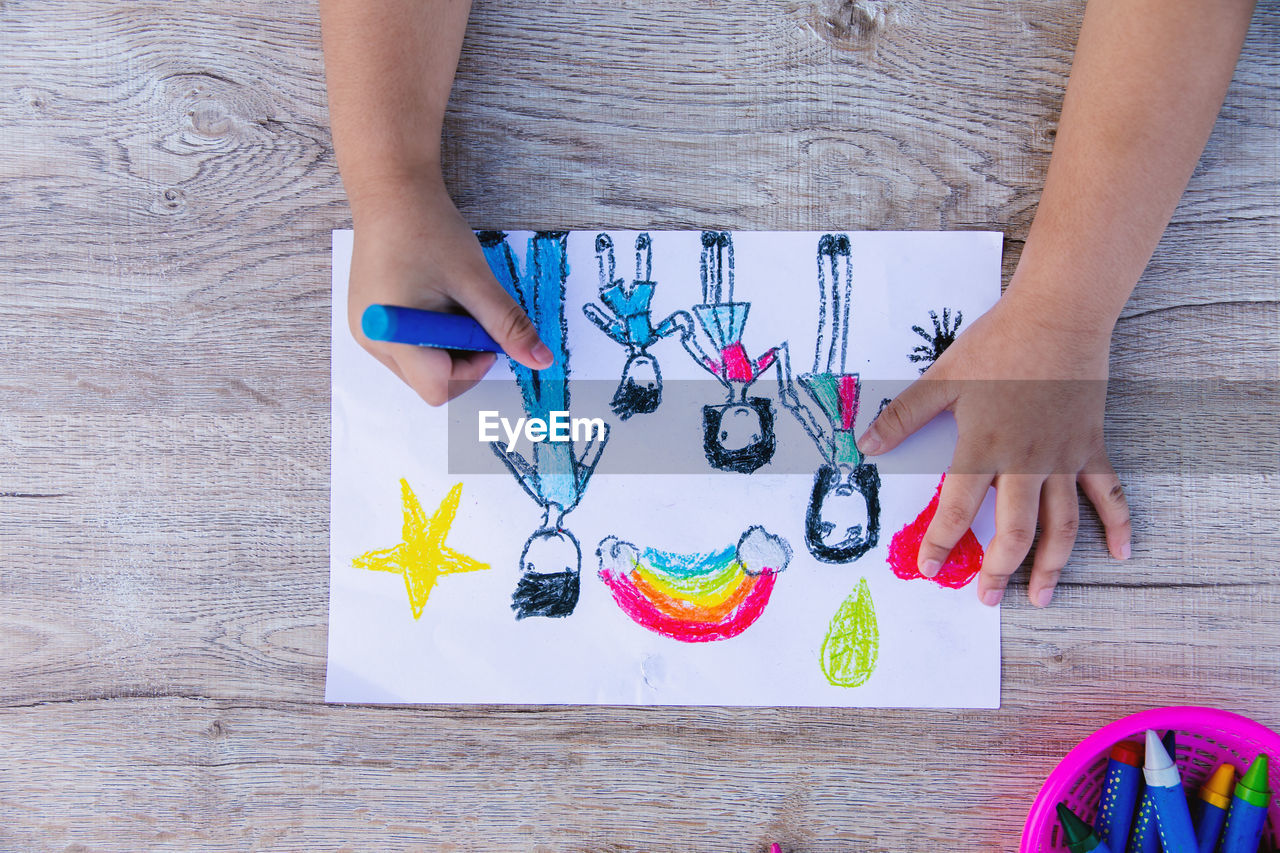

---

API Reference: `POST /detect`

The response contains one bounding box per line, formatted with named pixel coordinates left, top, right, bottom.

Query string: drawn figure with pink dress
left=671, top=230, right=783, bottom=474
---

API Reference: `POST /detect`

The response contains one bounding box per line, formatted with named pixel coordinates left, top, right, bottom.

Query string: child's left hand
left=856, top=286, right=1132, bottom=608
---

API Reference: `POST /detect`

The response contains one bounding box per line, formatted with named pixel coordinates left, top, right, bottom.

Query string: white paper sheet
left=327, top=229, right=1003, bottom=707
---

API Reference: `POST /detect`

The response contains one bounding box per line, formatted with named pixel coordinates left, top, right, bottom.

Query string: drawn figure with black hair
left=581, top=233, right=684, bottom=419
left=671, top=230, right=783, bottom=474
left=775, top=233, right=882, bottom=563
left=479, top=230, right=610, bottom=618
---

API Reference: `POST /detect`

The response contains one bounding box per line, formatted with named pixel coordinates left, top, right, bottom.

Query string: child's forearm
left=319, top=0, right=472, bottom=220
left=1011, top=0, right=1255, bottom=335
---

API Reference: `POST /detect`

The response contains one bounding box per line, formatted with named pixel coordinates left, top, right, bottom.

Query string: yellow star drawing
left=353, top=479, right=489, bottom=619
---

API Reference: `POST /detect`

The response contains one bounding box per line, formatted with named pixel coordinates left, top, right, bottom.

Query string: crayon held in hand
left=361, top=304, right=503, bottom=353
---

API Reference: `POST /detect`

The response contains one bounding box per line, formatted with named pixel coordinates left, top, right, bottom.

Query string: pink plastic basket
left=1021, top=707, right=1280, bottom=853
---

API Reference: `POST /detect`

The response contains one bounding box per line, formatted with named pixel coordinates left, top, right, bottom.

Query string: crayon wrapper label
left=1149, top=784, right=1197, bottom=853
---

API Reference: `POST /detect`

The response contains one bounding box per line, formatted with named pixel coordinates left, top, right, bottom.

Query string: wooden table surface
left=2, top=1, right=1277, bottom=850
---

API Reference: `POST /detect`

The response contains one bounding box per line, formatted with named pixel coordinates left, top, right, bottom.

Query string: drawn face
left=621, top=353, right=658, bottom=390
left=716, top=404, right=763, bottom=451
left=815, top=475, right=871, bottom=548
left=805, top=463, right=882, bottom=564
left=521, top=528, right=581, bottom=578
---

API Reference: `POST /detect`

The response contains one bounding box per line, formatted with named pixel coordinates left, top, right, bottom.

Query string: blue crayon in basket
left=1127, top=730, right=1178, bottom=853
left=1220, top=753, right=1271, bottom=853
left=1194, top=763, right=1235, bottom=853
left=1096, top=740, right=1143, bottom=851
left=361, top=304, right=503, bottom=353
left=1142, top=729, right=1197, bottom=853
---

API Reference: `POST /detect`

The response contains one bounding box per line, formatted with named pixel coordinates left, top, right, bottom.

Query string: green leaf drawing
left=820, top=577, right=879, bottom=688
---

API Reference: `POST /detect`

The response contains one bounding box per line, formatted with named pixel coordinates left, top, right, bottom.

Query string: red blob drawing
left=887, top=475, right=984, bottom=589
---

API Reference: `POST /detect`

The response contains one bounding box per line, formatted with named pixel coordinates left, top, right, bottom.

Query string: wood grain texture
left=0, top=0, right=1276, bottom=850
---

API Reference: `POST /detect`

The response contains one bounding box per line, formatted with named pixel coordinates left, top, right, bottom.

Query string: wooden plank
left=2, top=692, right=1279, bottom=851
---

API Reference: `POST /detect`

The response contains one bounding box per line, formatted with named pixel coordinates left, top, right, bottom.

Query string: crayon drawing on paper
left=328, top=229, right=1003, bottom=707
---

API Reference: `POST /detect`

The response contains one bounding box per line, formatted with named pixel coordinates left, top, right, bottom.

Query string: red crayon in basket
left=1096, top=740, right=1143, bottom=851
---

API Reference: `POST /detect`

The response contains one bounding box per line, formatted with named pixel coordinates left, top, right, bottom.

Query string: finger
left=978, top=474, right=1043, bottom=607
left=1028, top=475, right=1080, bottom=608
left=452, top=267, right=553, bottom=372
left=918, top=467, right=992, bottom=578
left=371, top=345, right=496, bottom=405
left=362, top=341, right=408, bottom=384
left=857, top=377, right=954, bottom=456
left=445, top=350, right=499, bottom=400
left=389, top=346, right=455, bottom=407
left=1079, top=456, right=1132, bottom=560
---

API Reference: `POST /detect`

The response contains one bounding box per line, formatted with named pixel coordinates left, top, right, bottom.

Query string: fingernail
left=981, top=587, right=1004, bottom=607
left=1033, top=587, right=1054, bottom=608
left=920, top=559, right=942, bottom=578
left=858, top=429, right=883, bottom=456
left=530, top=342, right=554, bottom=368
left=1119, top=541, right=1132, bottom=560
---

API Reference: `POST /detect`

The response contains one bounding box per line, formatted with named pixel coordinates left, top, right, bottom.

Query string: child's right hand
left=346, top=179, right=553, bottom=406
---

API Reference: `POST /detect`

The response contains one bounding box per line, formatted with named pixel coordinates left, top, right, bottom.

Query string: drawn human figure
left=775, top=233, right=882, bottom=564
left=671, top=230, right=783, bottom=474
left=581, top=233, right=684, bottom=419
left=478, top=230, right=610, bottom=619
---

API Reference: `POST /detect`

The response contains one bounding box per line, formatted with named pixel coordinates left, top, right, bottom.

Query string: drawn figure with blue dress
left=582, top=233, right=684, bottom=419
left=775, top=233, right=882, bottom=563
left=478, top=230, right=610, bottom=618
left=671, top=230, right=783, bottom=474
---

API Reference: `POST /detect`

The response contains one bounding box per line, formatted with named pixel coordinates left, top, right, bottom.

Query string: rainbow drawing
left=597, top=526, right=791, bottom=643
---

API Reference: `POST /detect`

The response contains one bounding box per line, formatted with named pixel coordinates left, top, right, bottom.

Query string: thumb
left=857, top=378, right=954, bottom=456
left=456, top=271, right=554, bottom=370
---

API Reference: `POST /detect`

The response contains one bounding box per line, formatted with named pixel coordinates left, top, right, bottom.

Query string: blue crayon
left=1142, top=729, right=1196, bottom=853
left=1128, top=731, right=1178, bottom=853
left=361, top=304, right=503, bottom=353
left=1097, top=740, right=1144, bottom=851
left=1128, top=793, right=1160, bottom=853
left=1220, top=754, right=1270, bottom=853
left=1194, top=763, right=1235, bottom=853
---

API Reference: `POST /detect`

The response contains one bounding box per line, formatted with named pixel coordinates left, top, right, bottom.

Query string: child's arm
left=773, top=343, right=836, bottom=466
left=320, top=0, right=552, bottom=406
left=669, top=312, right=732, bottom=389
left=857, top=0, right=1256, bottom=608
left=582, top=303, right=629, bottom=346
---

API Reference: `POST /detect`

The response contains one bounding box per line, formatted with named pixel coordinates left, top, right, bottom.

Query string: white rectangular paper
left=328, top=229, right=1003, bottom=707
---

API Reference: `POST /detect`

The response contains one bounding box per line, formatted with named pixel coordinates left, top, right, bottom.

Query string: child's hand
left=347, top=180, right=552, bottom=406
left=857, top=288, right=1132, bottom=608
